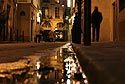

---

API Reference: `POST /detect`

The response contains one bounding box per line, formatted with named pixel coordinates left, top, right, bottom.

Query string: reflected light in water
left=36, top=72, right=41, bottom=79
left=36, top=61, right=40, bottom=69
left=55, top=55, right=57, bottom=59
left=45, top=75, right=48, bottom=79
left=67, top=79, right=71, bottom=84
left=84, top=79, right=89, bottom=84
left=72, top=80, right=80, bottom=84
left=61, top=78, right=64, bottom=82
left=82, top=73, right=87, bottom=78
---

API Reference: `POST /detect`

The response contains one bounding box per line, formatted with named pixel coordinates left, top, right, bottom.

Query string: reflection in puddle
left=0, top=43, right=89, bottom=84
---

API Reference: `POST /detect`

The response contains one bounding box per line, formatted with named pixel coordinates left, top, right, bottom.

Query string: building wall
left=118, top=9, right=125, bottom=41
left=16, top=0, right=40, bottom=42
left=117, top=0, right=125, bottom=41
left=109, top=0, right=125, bottom=41
left=0, top=0, right=16, bottom=41
left=92, top=0, right=125, bottom=42
left=16, top=4, right=31, bottom=41
left=41, top=0, right=64, bottom=31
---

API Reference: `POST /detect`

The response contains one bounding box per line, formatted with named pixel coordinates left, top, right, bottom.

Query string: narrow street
left=0, top=42, right=66, bottom=63
left=0, top=42, right=89, bottom=84
left=0, top=42, right=65, bottom=83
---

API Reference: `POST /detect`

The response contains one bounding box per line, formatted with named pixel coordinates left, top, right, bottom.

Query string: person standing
left=48, top=30, right=55, bottom=42
left=35, top=22, right=41, bottom=43
left=91, top=6, right=103, bottom=42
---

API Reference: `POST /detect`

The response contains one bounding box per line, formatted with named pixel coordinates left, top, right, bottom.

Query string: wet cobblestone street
left=0, top=43, right=89, bottom=84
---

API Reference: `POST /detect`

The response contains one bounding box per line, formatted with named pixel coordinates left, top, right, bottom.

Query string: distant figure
left=91, top=6, right=103, bottom=42
left=35, top=22, right=41, bottom=43
left=40, top=22, right=44, bottom=41
left=48, top=30, right=55, bottom=42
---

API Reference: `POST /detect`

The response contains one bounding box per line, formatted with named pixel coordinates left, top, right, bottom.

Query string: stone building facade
left=0, top=0, right=16, bottom=41
left=40, top=0, right=65, bottom=41
left=16, top=0, right=40, bottom=42
left=41, top=0, right=65, bottom=31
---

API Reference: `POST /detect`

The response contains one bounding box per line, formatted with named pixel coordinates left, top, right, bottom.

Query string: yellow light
left=67, top=79, right=71, bottom=84
left=67, top=0, right=71, bottom=7
left=37, top=13, right=40, bottom=23
left=73, top=0, right=75, bottom=7
left=55, top=55, right=57, bottom=59
left=36, top=72, right=41, bottom=79
left=61, top=79, right=64, bottom=82
left=82, top=73, right=87, bottom=78
left=84, top=79, right=88, bottom=84
left=36, top=61, right=40, bottom=69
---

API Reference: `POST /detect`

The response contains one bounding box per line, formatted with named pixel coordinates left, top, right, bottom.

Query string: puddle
left=0, top=43, right=89, bottom=84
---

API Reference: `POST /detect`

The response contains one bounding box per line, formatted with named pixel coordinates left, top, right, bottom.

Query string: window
left=20, top=11, right=25, bottom=16
left=119, top=0, right=125, bottom=12
left=43, top=0, right=50, bottom=3
left=42, top=7, right=49, bottom=18
left=55, top=7, right=59, bottom=18
left=0, top=0, right=4, bottom=10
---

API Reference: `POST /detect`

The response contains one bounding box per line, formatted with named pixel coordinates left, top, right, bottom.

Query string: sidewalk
left=72, top=41, right=125, bottom=84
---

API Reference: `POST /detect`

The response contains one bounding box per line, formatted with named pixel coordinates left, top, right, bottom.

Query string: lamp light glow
left=67, top=0, right=71, bottom=7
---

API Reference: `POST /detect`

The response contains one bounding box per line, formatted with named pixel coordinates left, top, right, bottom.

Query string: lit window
left=55, top=0, right=59, bottom=4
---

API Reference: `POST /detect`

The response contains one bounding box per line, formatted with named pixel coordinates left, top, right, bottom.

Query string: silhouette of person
left=48, top=30, right=55, bottom=42
left=35, top=22, right=41, bottom=43
left=91, top=6, right=103, bottom=42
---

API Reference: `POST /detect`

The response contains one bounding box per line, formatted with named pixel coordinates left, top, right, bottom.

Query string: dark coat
left=91, top=10, right=102, bottom=25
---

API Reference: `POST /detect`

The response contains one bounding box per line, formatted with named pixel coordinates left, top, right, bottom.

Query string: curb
left=72, top=43, right=118, bottom=84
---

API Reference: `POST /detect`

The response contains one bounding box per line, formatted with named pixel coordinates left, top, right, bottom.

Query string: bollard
left=22, top=30, right=24, bottom=42
left=10, top=28, right=13, bottom=41
left=16, top=29, right=18, bottom=42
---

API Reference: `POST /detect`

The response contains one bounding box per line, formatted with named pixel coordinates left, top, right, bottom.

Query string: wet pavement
left=0, top=43, right=89, bottom=84
left=1, top=41, right=125, bottom=84
left=72, top=41, right=125, bottom=84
